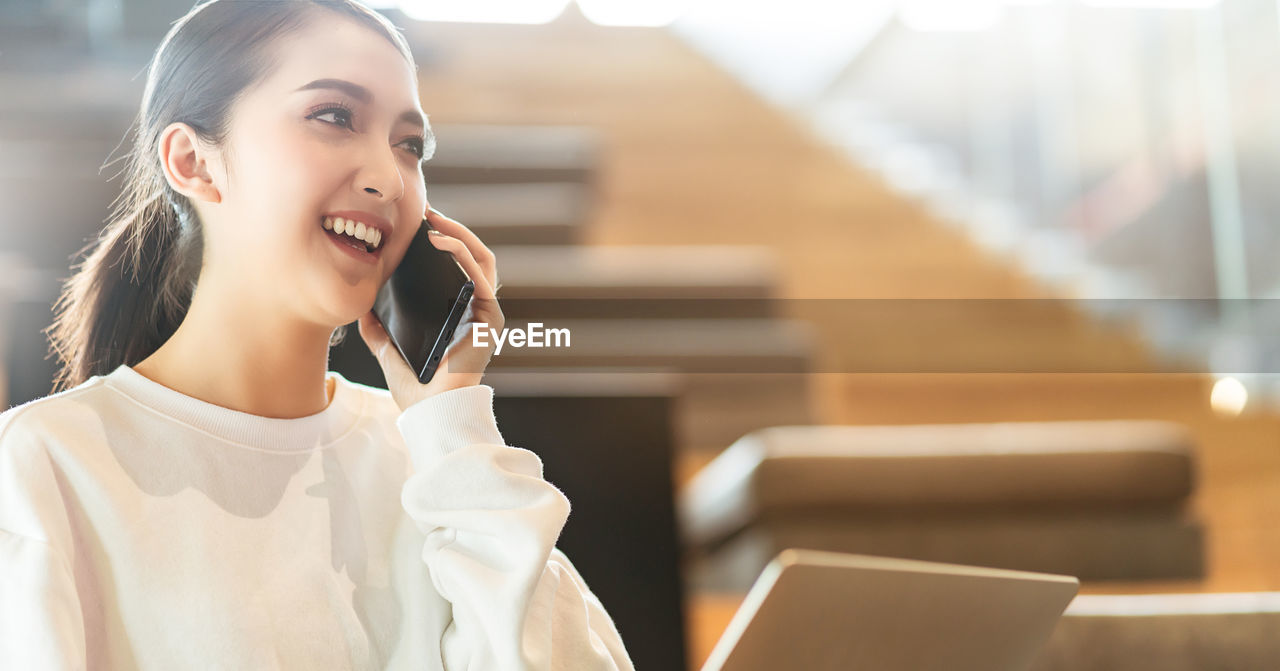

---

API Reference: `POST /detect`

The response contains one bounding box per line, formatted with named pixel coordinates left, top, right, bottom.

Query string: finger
left=426, top=210, right=497, bottom=292
left=426, top=208, right=498, bottom=291
left=428, top=231, right=496, bottom=300
left=426, top=207, right=493, bottom=264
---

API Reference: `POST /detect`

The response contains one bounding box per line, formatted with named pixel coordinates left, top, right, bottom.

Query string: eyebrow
left=296, top=78, right=434, bottom=144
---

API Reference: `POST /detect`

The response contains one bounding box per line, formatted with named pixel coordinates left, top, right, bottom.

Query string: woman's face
left=202, top=12, right=429, bottom=329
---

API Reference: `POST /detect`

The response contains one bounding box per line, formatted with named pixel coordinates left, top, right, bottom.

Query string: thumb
left=357, top=310, right=426, bottom=410
left=358, top=311, right=391, bottom=360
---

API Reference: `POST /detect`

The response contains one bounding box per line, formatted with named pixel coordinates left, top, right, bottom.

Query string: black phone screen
left=372, top=218, right=475, bottom=384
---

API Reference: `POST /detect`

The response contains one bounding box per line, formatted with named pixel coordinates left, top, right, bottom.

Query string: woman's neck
left=133, top=300, right=339, bottom=419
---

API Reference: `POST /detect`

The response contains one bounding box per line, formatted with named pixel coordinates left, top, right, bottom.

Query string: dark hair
left=46, top=0, right=416, bottom=393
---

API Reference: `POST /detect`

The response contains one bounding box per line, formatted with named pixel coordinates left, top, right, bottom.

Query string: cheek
left=406, top=169, right=428, bottom=215
left=235, top=134, right=342, bottom=234
left=384, top=219, right=423, bottom=277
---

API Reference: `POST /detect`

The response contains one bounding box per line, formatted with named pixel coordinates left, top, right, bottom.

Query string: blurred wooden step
left=484, top=319, right=816, bottom=449
left=428, top=183, right=589, bottom=245
left=821, top=373, right=1213, bottom=427
left=494, top=245, right=779, bottom=319
left=1032, top=592, right=1280, bottom=671
left=425, top=123, right=600, bottom=185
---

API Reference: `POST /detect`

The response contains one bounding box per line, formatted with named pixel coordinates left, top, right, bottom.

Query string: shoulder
left=0, top=374, right=142, bottom=502
left=0, top=377, right=115, bottom=541
left=0, top=375, right=117, bottom=457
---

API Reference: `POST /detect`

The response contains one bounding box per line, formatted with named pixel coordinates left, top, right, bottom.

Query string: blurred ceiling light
left=1210, top=376, right=1247, bottom=416
left=899, top=0, right=1005, bottom=32
left=398, top=0, right=570, bottom=24
left=1081, top=0, right=1220, bottom=7
left=576, top=0, right=695, bottom=26
left=670, top=0, right=896, bottom=107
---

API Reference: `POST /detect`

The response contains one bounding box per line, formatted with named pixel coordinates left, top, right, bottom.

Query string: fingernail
left=427, top=229, right=444, bottom=236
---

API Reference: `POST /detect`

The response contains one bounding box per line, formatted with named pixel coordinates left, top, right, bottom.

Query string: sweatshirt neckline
left=102, top=364, right=364, bottom=451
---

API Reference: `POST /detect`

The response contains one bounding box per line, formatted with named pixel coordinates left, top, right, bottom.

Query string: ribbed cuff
left=395, top=385, right=505, bottom=470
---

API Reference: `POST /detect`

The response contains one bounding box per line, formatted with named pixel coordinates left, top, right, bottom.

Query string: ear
left=157, top=122, right=223, bottom=204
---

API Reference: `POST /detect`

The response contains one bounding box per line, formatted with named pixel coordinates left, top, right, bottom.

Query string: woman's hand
left=358, top=207, right=504, bottom=412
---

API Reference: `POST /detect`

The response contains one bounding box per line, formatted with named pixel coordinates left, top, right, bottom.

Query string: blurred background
left=4, top=0, right=1280, bottom=668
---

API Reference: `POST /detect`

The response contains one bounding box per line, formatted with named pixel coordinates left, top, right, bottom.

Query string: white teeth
left=323, top=216, right=382, bottom=250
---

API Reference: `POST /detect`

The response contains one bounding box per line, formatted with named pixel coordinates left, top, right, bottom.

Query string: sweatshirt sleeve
left=395, top=385, right=635, bottom=671
left=0, top=413, right=87, bottom=670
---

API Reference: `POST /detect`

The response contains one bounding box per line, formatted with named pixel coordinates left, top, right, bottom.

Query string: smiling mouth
left=322, top=216, right=382, bottom=254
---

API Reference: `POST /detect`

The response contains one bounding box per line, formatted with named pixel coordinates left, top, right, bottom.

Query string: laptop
left=702, top=549, right=1079, bottom=671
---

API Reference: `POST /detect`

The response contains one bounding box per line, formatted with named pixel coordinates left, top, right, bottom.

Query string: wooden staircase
left=398, top=8, right=1280, bottom=669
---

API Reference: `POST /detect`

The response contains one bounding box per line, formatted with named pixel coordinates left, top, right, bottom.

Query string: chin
left=327, top=291, right=379, bottom=329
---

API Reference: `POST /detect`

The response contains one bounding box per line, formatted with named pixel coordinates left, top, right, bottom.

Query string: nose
left=357, top=141, right=405, bottom=202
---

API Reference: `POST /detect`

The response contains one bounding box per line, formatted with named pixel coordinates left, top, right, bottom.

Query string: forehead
left=257, top=11, right=419, bottom=111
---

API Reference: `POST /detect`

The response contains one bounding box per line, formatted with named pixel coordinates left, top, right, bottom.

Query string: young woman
left=0, top=1, right=634, bottom=668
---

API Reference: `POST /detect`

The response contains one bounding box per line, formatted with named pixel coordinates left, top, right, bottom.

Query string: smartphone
left=372, top=218, right=475, bottom=384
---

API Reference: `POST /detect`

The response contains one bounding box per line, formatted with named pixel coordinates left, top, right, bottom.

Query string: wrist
left=395, top=383, right=505, bottom=463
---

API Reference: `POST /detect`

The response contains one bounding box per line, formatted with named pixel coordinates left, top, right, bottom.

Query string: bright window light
left=576, top=0, right=696, bottom=26
left=899, top=0, right=1004, bottom=32
left=1081, top=0, right=1220, bottom=7
left=671, top=0, right=896, bottom=107
left=398, top=0, right=571, bottom=24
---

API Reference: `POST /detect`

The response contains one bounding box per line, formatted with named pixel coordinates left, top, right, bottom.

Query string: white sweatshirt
left=0, top=364, right=635, bottom=670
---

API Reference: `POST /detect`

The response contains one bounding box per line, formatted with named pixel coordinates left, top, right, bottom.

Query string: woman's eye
left=309, top=106, right=354, bottom=129
left=400, top=137, right=426, bottom=159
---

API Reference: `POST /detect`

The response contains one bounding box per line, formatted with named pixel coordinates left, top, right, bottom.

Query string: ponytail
left=46, top=159, right=203, bottom=393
